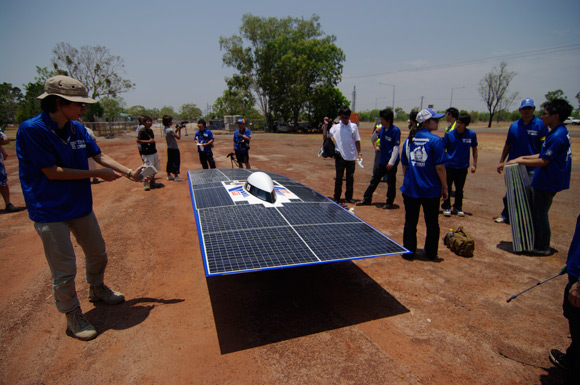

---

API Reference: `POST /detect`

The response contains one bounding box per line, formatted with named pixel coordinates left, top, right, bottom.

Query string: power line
left=343, top=43, right=580, bottom=80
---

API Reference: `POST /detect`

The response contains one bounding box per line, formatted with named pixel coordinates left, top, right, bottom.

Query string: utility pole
left=352, top=86, right=356, bottom=112
left=420, top=96, right=424, bottom=110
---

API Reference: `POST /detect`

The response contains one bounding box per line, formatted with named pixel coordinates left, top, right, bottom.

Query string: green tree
left=544, top=89, right=567, bottom=104
left=0, top=83, right=23, bottom=129
left=178, top=103, right=202, bottom=122
left=16, top=66, right=58, bottom=123
left=304, top=84, right=349, bottom=127
left=159, top=106, right=176, bottom=118
left=51, top=42, right=135, bottom=99
left=478, top=62, right=518, bottom=127
left=220, top=14, right=345, bottom=129
left=100, top=97, right=126, bottom=121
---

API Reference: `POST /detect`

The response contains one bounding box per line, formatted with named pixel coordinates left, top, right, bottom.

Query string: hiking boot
left=549, top=349, right=571, bottom=372
left=66, top=307, right=97, bottom=341
left=443, top=209, right=451, bottom=217
left=89, top=284, right=125, bottom=305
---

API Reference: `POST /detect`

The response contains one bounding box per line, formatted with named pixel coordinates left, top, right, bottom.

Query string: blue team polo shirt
left=16, top=112, right=101, bottom=223
left=378, top=124, right=401, bottom=166
left=506, top=116, right=548, bottom=161
left=400, top=128, right=446, bottom=199
left=233, top=128, right=251, bottom=153
left=531, top=124, right=571, bottom=193
left=443, top=128, right=478, bottom=169
left=194, top=128, right=214, bottom=153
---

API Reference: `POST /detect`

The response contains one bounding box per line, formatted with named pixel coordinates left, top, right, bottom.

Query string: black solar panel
left=188, top=169, right=408, bottom=276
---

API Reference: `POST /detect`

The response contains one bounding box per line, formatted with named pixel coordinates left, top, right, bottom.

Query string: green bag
left=443, top=226, right=475, bottom=258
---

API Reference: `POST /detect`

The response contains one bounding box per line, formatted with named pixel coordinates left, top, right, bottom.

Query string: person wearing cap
left=195, top=119, right=216, bottom=169
left=16, top=75, right=147, bottom=341
left=357, top=108, right=400, bottom=208
left=495, top=98, right=548, bottom=224
left=400, top=108, right=448, bottom=260
left=441, top=113, right=478, bottom=217
left=323, top=106, right=362, bottom=204
left=507, top=98, right=572, bottom=255
left=233, top=118, right=251, bottom=169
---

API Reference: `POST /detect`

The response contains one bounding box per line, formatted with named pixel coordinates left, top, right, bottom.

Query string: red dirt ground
left=1, top=123, right=579, bottom=384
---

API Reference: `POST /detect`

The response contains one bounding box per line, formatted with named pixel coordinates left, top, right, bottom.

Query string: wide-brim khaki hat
left=37, top=75, right=97, bottom=104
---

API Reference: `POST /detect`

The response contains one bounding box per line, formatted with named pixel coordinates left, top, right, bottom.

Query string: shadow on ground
left=206, top=261, right=409, bottom=354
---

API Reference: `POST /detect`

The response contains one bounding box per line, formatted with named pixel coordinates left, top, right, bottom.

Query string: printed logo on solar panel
left=223, top=181, right=299, bottom=207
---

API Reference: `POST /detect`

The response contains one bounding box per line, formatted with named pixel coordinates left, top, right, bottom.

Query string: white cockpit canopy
left=244, top=172, right=277, bottom=203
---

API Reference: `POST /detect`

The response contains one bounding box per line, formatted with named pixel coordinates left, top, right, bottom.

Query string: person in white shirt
left=322, top=106, right=362, bottom=204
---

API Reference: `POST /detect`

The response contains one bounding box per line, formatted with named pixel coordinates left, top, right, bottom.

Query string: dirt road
left=1, top=124, right=578, bottom=384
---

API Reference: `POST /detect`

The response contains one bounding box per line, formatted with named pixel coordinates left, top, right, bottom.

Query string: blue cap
left=237, top=118, right=245, bottom=124
left=520, top=98, right=535, bottom=109
left=416, top=108, right=446, bottom=123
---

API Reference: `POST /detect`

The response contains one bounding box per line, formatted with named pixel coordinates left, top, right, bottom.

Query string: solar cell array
left=188, top=169, right=408, bottom=276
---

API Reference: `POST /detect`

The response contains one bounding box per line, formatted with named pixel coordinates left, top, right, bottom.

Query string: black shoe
left=383, top=203, right=396, bottom=210
left=5, top=203, right=20, bottom=212
left=356, top=200, right=372, bottom=206
left=344, top=199, right=356, bottom=204
left=402, top=252, right=415, bottom=260
left=549, top=349, right=571, bottom=372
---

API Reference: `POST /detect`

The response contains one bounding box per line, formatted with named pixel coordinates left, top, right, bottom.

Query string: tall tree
left=0, top=83, right=23, bottom=129
left=100, top=97, right=126, bottom=121
left=304, top=84, right=349, bottom=127
left=544, top=89, right=567, bottom=103
left=16, top=66, right=58, bottom=123
left=478, top=62, right=517, bottom=127
left=178, top=103, right=202, bottom=121
left=51, top=42, right=135, bottom=99
left=220, top=14, right=345, bottom=128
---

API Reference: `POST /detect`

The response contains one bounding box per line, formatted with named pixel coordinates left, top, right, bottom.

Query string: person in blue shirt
left=441, top=113, right=478, bottom=217
left=194, top=119, right=216, bottom=169
left=507, top=99, right=572, bottom=255
left=233, top=118, right=251, bottom=169
left=16, top=75, right=146, bottom=341
left=549, top=213, right=580, bottom=384
left=400, top=108, right=448, bottom=260
left=357, top=108, right=400, bottom=209
left=496, top=98, right=548, bottom=223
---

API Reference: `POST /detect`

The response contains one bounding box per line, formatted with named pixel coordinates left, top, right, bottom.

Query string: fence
left=84, top=121, right=136, bottom=138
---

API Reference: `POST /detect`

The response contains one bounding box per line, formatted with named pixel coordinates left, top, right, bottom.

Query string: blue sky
left=1, top=0, right=579, bottom=115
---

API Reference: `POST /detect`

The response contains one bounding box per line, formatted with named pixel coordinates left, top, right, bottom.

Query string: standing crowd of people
left=3, top=73, right=578, bottom=384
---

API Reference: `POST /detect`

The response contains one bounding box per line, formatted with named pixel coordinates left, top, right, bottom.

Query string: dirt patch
left=1, top=123, right=578, bottom=384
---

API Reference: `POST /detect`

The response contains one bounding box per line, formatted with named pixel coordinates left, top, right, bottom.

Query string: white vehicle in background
left=564, top=116, right=580, bottom=125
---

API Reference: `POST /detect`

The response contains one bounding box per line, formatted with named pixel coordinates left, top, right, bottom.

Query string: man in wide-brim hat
left=16, top=75, right=147, bottom=341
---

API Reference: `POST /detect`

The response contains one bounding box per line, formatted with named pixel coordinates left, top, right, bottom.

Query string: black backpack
left=321, top=137, right=335, bottom=158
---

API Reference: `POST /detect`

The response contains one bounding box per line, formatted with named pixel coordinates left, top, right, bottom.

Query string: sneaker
left=495, top=216, right=508, bottom=223
left=456, top=210, right=465, bottom=217
left=174, top=177, right=184, bottom=182
left=167, top=175, right=175, bottom=181
left=66, top=307, right=97, bottom=341
left=144, top=181, right=150, bottom=191
left=443, top=209, right=451, bottom=217
left=356, top=200, right=372, bottom=206
left=549, top=349, right=571, bottom=372
left=89, top=284, right=125, bottom=305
